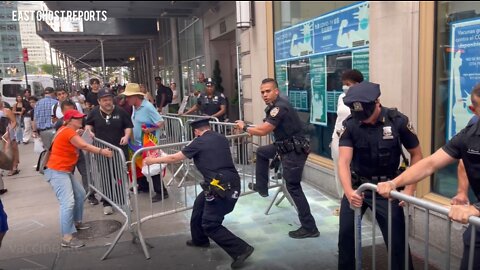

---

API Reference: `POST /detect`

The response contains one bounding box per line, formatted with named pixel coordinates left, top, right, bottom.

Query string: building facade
left=0, top=1, right=22, bottom=77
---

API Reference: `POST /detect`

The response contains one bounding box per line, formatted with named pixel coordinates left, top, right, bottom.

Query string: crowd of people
left=0, top=69, right=479, bottom=269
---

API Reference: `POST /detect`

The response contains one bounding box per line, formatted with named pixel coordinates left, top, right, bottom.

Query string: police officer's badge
left=337, top=126, right=346, bottom=138
left=270, top=107, right=280, bottom=117
left=383, top=126, right=394, bottom=139
left=407, top=122, right=416, bottom=134
left=352, top=102, right=363, bottom=111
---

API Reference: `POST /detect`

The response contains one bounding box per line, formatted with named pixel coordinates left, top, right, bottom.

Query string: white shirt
left=332, top=92, right=351, bottom=139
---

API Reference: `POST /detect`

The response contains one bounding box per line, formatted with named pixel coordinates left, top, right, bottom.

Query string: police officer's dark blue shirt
left=339, top=106, right=419, bottom=178
left=265, top=96, right=304, bottom=141
left=182, top=130, right=240, bottom=187
left=443, top=120, right=480, bottom=200
left=197, top=92, right=226, bottom=120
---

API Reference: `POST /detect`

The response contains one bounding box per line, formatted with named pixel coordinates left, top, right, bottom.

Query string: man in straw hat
left=124, top=83, right=169, bottom=202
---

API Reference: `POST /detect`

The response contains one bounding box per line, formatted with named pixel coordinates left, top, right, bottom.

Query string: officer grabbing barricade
left=144, top=118, right=254, bottom=269
left=337, top=81, right=423, bottom=270
left=235, top=78, right=319, bottom=239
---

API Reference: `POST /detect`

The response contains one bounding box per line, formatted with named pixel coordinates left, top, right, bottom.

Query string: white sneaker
left=103, top=206, right=113, bottom=215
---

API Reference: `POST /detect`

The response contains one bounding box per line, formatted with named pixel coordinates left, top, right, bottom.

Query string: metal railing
left=84, top=138, right=133, bottom=260
left=353, top=183, right=480, bottom=270
left=128, top=128, right=289, bottom=259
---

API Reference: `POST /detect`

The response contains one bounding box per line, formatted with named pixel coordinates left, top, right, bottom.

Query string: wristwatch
left=242, top=124, right=250, bottom=133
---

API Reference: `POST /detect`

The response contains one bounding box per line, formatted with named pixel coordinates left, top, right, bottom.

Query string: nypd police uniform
left=255, top=95, right=318, bottom=235
left=197, top=78, right=227, bottom=121
left=338, top=81, right=418, bottom=270
left=181, top=118, right=253, bottom=263
left=443, top=121, right=480, bottom=270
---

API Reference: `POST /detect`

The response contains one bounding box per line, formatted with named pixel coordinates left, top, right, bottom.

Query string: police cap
left=205, top=78, right=215, bottom=86
left=343, top=81, right=381, bottom=106
left=190, top=118, right=211, bottom=130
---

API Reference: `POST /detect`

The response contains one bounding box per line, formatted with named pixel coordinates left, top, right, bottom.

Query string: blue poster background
left=447, top=19, right=480, bottom=140
left=274, top=2, right=369, bottom=62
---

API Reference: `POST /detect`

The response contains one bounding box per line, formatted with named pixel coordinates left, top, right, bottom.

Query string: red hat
left=63, top=109, right=86, bottom=121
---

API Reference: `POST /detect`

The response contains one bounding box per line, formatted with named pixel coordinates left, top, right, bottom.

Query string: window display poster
left=447, top=19, right=480, bottom=140
left=310, top=55, right=327, bottom=126
left=274, top=1, right=370, bottom=62
left=275, top=62, right=288, bottom=96
left=352, top=49, right=369, bottom=82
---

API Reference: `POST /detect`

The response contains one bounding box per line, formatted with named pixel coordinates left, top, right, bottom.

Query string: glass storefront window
left=432, top=2, right=480, bottom=199
left=273, top=1, right=370, bottom=158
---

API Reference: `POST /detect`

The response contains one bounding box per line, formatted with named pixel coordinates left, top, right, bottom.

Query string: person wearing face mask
left=337, top=81, right=423, bottom=270
left=331, top=69, right=364, bottom=215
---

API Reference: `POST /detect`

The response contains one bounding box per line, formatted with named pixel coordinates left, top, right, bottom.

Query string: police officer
left=235, top=78, right=319, bottom=239
left=144, top=118, right=254, bottom=269
left=182, top=78, right=227, bottom=121
left=338, top=81, right=423, bottom=270
left=377, top=83, right=480, bottom=270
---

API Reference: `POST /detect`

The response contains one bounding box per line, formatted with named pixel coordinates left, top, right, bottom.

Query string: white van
left=0, top=78, right=44, bottom=107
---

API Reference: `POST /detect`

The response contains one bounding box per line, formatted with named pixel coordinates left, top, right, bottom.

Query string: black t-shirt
left=443, top=121, right=480, bottom=200
left=156, top=85, right=172, bottom=107
left=339, top=107, right=419, bottom=178
left=86, top=91, right=99, bottom=107
left=85, top=106, right=133, bottom=155
left=265, top=96, right=304, bottom=141
left=181, top=130, right=240, bottom=187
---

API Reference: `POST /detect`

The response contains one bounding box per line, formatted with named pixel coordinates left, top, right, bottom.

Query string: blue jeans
left=44, top=169, right=86, bottom=235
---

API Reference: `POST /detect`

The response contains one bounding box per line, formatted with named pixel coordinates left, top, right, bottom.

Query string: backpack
left=164, top=86, right=173, bottom=104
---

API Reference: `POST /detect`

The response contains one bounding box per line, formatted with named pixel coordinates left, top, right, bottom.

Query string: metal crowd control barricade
left=84, top=138, right=133, bottom=260
left=129, top=133, right=254, bottom=259
left=353, top=183, right=480, bottom=270
left=159, top=115, right=191, bottom=188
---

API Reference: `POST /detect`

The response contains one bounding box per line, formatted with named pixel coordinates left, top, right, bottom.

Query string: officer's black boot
left=247, top=183, right=268, bottom=197
left=288, top=227, right=320, bottom=239
left=231, top=245, right=254, bottom=269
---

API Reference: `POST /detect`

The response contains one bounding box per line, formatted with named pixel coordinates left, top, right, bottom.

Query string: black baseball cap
left=97, top=87, right=113, bottom=99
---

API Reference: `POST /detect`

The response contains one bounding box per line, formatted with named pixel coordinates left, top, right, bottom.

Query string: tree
left=212, top=60, right=224, bottom=93
left=40, top=64, right=60, bottom=75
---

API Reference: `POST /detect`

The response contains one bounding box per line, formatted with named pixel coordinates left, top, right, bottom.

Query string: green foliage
left=212, top=60, right=224, bottom=93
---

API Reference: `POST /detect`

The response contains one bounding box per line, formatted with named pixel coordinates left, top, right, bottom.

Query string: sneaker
left=61, top=237, right=85, bottom=248
left=288, top=227, right=320, bottom=239
left=75, top=222, right=91, bottom=230
left=248, top=183, right=268, bottom=197
left=0, top=189, right=7, bottom=195
left=103, top=206, right=113, bottom=215
left=231, top=245, right=254, bottom=269
left=186, top=240, right=210, bottom=248
left=87, top=194, right=99, bottom=205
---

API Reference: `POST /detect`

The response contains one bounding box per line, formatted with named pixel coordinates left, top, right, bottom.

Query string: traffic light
left=22, top=48, right=29, bottom=62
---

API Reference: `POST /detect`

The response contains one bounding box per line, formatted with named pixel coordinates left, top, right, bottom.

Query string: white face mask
left=342, top=85, right=350, bottom=93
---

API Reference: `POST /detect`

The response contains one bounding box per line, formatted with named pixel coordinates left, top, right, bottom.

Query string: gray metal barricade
left=167, top=113, right=219, bottom=123
left=85, top=138, right=133, bottom=260
left=127, top=133, right=296, bottom=259
left=353, top=183, right=480, bottom=270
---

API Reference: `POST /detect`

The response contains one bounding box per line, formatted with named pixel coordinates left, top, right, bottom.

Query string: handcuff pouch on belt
left=201, top=173, right=231, bottom=200
left=274, top=137, right=310, bottom=155
left=269, top=154, right=281, bottom=172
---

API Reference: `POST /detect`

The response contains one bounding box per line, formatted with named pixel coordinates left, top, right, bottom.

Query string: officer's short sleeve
left=397, top=115, right=420, bottom=149
left=219, top=93, right=227, bottom=106
left=442, top=131, right=464, bottom=159
left=338, top=120, right=354, bottom=147
left=196, top=96, right=203, bottom=106
left=265, top=105, right=287, bottom=127
left=181, top=139, right=202, bottom=159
